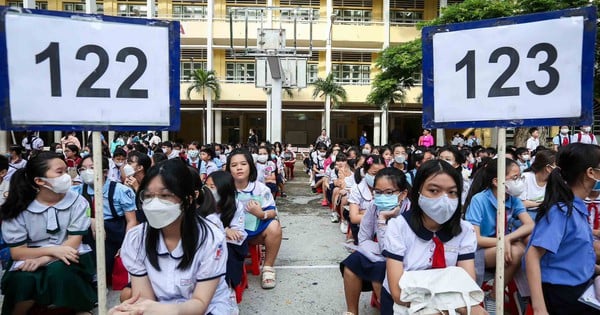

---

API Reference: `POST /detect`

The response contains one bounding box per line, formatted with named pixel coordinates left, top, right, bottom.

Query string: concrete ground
left=1, top=162, right=381, bottom=314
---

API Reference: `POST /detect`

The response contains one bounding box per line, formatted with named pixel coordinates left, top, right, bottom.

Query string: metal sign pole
left=495, top=127, right=506, bottom=314
left=92, top=131, right=107, bottom=315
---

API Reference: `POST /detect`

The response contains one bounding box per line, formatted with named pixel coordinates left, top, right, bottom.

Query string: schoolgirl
left=515, top=147, right=531, bottom=173
left=346, top=155, right=386, bottom=245
left=321, top=146, right=340, bottom=207
left=361, top=143, right=373, bottom=156
left=525, top=143, right=600, bottom=314
left=1, top=152, right=96, bottom=315
left=311, top=142, right=328, bottom=193
left=283, top=143, right=297, bottom=181
left=438, top=146, right=469, bottom=204
left=519, top=149, right=556, bottom=222
left=110, top=158, right=232, bottom=315
left=200, top=147, right=219, bottom=182
left=381, top=160, right=484, bottom=315
left=256, top=146, right=279, bottom=198
left=186, top=141, right=201, bottom=170
left=6, top=145, right=27, bottom=183
left=203, top=170, right=248, bottom=290
left=464, top=158, right=534, bottom=290
left=406, top=148, right=435, bottom=186
left=341, top=167, right=410, bottom=315
left=272, top=142, right=287, bottom=197
left=226, top=149, right=282, bottom=290
left=330, top=152, right=354, bottom=224
left=379, top=146, right=393, bottom=167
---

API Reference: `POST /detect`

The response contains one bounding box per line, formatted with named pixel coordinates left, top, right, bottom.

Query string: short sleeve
left=511, top=197, right=526, bottom=218
left=67, top=196, right=92, bottom=235
left=196, top=228, right=227, bottom=282
left=229, top=207, right=248, bottom=242
left=121, top=224, right=147, bottom=276
left=457, top=220, right=477, bottom=260
left=1, top=214, right=28, bottom=247
left=118, top=185, right=137, bottom=212
left=260, top=184, right=277, bottom=211
left=348, top=185, right=361, bottom=205
left=465, top=194, right=485, bottom=227
left=382, top=216, right=407, bottom=261
left=529, top=206, right=567, bottom=254
left=358, top=206, right=376, bottom=244
left=552, top=136, right=560, bottom=145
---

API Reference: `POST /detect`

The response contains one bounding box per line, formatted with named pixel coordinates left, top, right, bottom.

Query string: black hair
left=353, top=154, right=386, bottom=184
left=315, top=142, right=328, bottom=151
left=201, top=146, right=216, bottom=160
left=113, top=148, right=127, bottom=158
left=137, top=158, right=214, bottom=271
left=204, top=171, right=237, bottom=228
left=9, top=145, right=23, bottom=155
left=515, top=147, right=528, bottom=157
left=537, top=143, right=600, bottom=222
left=65, top=144, right=80, bottom=156
left=409, top=160, right=463, bottom=237
left=128, top=151, right=151, bottom=173
left=258, top=145, right=273, bottom=161
left=152, top=152, right=168, bottom=165
left=374, top=167, right=409, bottom=193
left=1, top=152, right=65, bottom=219
left=226, top=148, right=258, bottom=182
left=188, top=141, right=200, bottom=150
left=79, top=155, right=109, bottom=171
left=134, top=143, right=148, bottom=154
left=438, top=145, right=466, bottom=166
left=162, top=141, right=173, bottom=148
left=529, top=127, right=539, bottom=134
left=525, top=149, right=556, bottom=173
left=0, top=155, right=7, bottom=171
left=464, top=158, right=518, bottom=211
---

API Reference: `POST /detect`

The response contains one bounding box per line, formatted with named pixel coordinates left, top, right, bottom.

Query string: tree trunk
left=513, top=127, right=530, bottom=148
left=202, top=97, right=207, bottom=144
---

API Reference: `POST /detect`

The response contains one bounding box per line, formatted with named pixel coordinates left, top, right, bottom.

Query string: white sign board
left=0, top=8, right=181, bottom=131
left=422, top=7, right=596, bottom=128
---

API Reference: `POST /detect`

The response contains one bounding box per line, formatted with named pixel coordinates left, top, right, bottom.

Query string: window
left=173, top=4, right=207, bottom=19
left=307, top=63, right=318, bottom=84
left=63, top=2, right=104, bottom=13
left=335, top=9, right=372, bottom=23
left=226, top=62, right=255, bottom=83
left=412, top=72, right=422, bottom=85
left=227, top=6, right=264, bottom=20
left=390, top=10, right=423, bottom=23
left=117, top=1, right=157, bottom=17
left=180, top=61, right=207, bottom=82
left=332, top=64, right=370, bottom=85
left=8, top=1, right=47, bottom=9
left=279, top=8, right=320, bottom=22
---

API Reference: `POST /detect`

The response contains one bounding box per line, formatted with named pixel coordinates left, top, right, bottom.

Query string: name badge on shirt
left=180, top=278, right=193, bottom=287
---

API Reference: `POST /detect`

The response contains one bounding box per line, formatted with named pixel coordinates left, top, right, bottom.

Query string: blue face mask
left=593, top=179, right=600, bottom=192
left=364, top=174, right=375, bottom=188
left=374, top=194, right=399, bottom=211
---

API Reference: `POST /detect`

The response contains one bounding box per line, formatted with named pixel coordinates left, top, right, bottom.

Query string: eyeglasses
left=78, top=167, right=94, bottom=173
left=373, top=189, right=399, bottom=197
left=507, top=174, right=525, bottom=181
left=139, top=189, right=178, bottom=204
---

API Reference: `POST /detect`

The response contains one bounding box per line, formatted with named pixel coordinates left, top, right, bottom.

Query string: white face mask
left=123, top=164, right=136, bottom=177
left=257, top=154, right=268, bottom=163
left=142, top=198, right=182, bottom=229
left=41, top=174, right=72, bottom=194
left=80, top=169, right=95, bottom=185
left=115, top=161, right=124, bottom=168
left=362, top=149, right=371, bottom=155
left=394, top=155, right=406, bottom=164
left=188, top=150, right=199, bottom=159
left=584, top=127, right=592, bottom=133
left=210, top=188, right=220, bottom=203
left=318, top=151, right=326, bottom=158
left=418, top=193, right=458, bottom=224
left=560, top=128, right=569, bottom=135
left=521, top=154, right=530, bottom=161
left=505, top=178, right=526, bottom=197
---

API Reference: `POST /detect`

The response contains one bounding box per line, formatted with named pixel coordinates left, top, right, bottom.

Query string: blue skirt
left=246, top=218, right=274, bottom=239
left=340, top=251, right=386, bottom=291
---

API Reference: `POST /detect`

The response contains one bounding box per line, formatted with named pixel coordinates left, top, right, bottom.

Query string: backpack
left=82, top=181, right=119, bottom=219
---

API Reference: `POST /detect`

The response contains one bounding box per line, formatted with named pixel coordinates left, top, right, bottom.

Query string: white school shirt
left=381, top=212, right=477, bottom=295
left=358, top=199, right=411, bottom=253
left=2, top=190, right=90, bottom=247
left=200, top=161, right=219, bottom=177
left=526, top=137, right=539, bottom=152
left=206, top=206, right=248, bottom=245
left=519, top=171, right=546, bottom=209
left=348, top=180, right=374, bottom=212
left=571, top=132, right=598, bottom=145
left=325, top=166, right=338, bottom=181
left=0, top=179, right=9, bottom=206
left=107, top=159, right=123, bottom=183
left=5, top=159, right=26, bottom=183
left=121, top=221, right=231, bottom=314
left=255, top=161, right=276, bottom=184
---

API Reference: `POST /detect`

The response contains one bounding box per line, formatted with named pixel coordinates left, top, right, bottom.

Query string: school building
left=0, top=0, right=467, bottom=147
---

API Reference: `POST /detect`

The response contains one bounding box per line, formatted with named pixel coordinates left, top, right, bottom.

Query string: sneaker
left=281, top=192, right=287, bottom=197
left=330, top=212, right=340, bottom=223
left=340, top=220, right=348, bottom=234
left=484, top=294, right=497, bottom=315
left=321, top=199, right=329, bottom=206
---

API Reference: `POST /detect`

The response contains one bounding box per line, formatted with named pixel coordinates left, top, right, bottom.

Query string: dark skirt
left=265, top=182, right=278, bottom=199
left=227, top=240, right=249, bottom=287
left=543, top=281, right=600, bottom=315
left=340, top=251, right=386, bottom=292
left=380, top=287, right=395, bottom=315
left=246, top=218, right=274, bottom=239
left=1, top=252, right=97, bottom=314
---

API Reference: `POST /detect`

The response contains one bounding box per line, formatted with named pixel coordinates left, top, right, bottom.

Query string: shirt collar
left=358, top=181, right=373, bottom=201
left=156, top=230, right=184, bottom=259
left=238, top=181, right=256, bottom=194
left=573, top=196, right=588, bottom=216
left=402, top=210, right=453, bottom=242
left=28, top=190, right=79, bottom=214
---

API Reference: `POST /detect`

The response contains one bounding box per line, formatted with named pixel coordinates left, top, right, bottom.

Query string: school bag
left=393, top=266, right=484, bottom=315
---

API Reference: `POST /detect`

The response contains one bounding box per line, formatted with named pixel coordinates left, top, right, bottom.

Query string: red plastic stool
left=246, top=244, right=261, bottom=276
left=370, top=291, right=381, bottom=309
left=234, top=264, right=248, bottom=304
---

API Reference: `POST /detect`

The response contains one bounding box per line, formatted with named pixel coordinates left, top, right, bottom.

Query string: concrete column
left=271, top=79, right=283, bottom=143
left=162, top=131, right=169, bottom=142
left=266, top=92, right=272, bottom=142
left=0, top=131, right=8, bottom=153
left=146, top=0, right=155, bottom=17
left=85, top=0, right=96, bottom=14
left=436, top=129, right=444, bottom=146
left=54, top=131, right=62, bottom=144
left=374, top=113, right=381, bottom=146
left=383, top=0, right=390, bottom=47
left=325, top=0, right=333, bottom=133
left=381, top=108, right=388, bottom=145
left=22, top=0, right=35, bottom=8
left=206, top=0, right=214, bottom=143
left=214, top=110, right=222, bottom=143
left=108, top=131, right=115, bottom=146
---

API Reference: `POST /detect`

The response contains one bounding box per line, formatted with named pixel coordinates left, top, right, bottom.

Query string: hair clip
left=414, top=150, right=423, bottom=155
left=366, top=157, right=374, bottom=165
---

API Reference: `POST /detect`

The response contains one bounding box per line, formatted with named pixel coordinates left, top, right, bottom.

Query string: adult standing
left=359, top=130, right=368, bottom=147
left=316, top=129, right=331, bottom=147
left=248, top=129, right=258, bottom=146
left=417, top=129, right=434, bottom=148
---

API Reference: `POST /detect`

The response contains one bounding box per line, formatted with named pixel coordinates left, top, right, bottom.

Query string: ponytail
left=1, top=169, right=37, bottom=219
left=537, top=167, right=574, bottom=222
left=464, top=158, right=517, bottom=212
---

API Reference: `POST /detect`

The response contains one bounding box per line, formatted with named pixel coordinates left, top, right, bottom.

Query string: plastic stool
left=247, top=244, right=261, bottom=276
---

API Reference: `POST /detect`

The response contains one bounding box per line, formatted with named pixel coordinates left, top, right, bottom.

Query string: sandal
left=261, top=266, right=277, bottom=289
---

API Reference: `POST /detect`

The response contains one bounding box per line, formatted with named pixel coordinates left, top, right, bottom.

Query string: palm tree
left=311, top=73, right=347, bottom=109
left=186, top=69, right=221, bottom=144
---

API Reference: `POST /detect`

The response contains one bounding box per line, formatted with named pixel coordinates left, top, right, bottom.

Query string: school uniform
left=465, top=188, right=526, bottom=284
left=325, top=166, right=338, bottom=203
left=519, top=171, right=546, bottom=222
left=5, top=159, right=26, bottom=183
left=311, top=153, right=326, bottom=180
left=0, top=179, right=9, bottom=206
left=187, top=157, right=201, bottom=170
left=552, top=133, right=571, bottom=148
left=73, top=180, right=137, bottom=277
left=585, top=197, right=600, bottom=231
left=346, top=180, right=373, bottom=244
left=340, top=199, right=411, bottom=292
left=107, top=159, right=123, bottom=183
left=236, top=181, right=277, bottom=239
left=525, top=197, right=597, bottom=314
left=571, top=132, right=598, bottom=145
left=121, top=221, right=235, bottom=315
left=380, top=211, right=477, bottom=314
left=200, top=160, right=219, bottom=178
left=1, top=190, right=97, bottom=314
left=256, top=161, right=278, bottom=196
